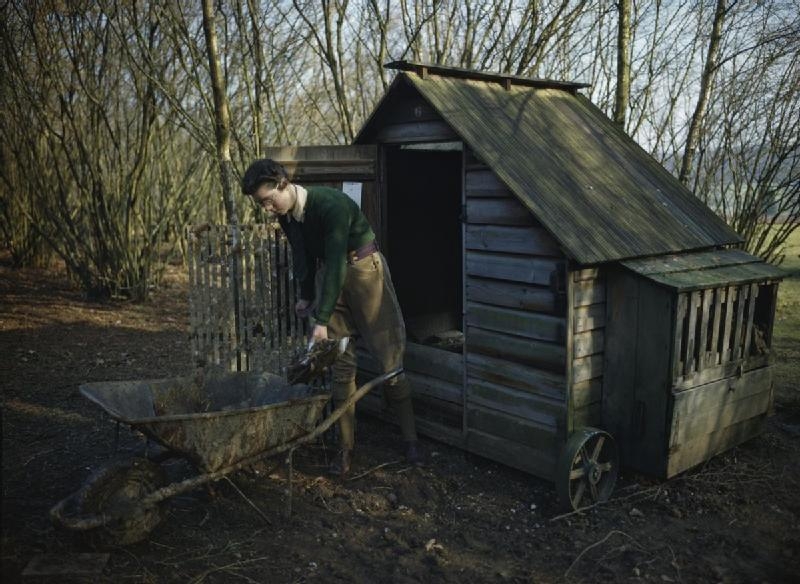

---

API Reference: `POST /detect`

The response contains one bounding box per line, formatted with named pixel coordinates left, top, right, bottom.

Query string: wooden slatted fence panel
left=187, top=224, right=306, bottom=373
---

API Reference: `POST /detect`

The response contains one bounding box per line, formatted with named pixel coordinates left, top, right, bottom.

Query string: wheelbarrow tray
left=80, top=371, right=330, bottom=472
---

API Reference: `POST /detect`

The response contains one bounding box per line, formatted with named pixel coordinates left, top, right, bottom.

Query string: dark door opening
left=385, top=144, right=463, bottom=350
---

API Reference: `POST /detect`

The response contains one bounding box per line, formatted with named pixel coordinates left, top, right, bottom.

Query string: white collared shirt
left=292, top=184, right=308, bottom=222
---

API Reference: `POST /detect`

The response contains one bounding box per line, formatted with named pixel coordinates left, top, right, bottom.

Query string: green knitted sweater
left=283, top=186, right=375, bottom=324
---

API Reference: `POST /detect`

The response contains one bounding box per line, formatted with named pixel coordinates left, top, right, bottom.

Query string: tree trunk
left=201, top=0, right=238, bottom=226
left=613, top=0, right=631, bottom=126
left=201, top=0, right=243, bottom=370
left=679, top=0, right=727, bottom=185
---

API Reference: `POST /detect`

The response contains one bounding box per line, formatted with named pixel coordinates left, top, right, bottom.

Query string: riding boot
left=328, top=448, right=352, bottom=477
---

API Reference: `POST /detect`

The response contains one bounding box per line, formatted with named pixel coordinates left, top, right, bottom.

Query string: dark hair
left=241, top=159, right=289, bottom=195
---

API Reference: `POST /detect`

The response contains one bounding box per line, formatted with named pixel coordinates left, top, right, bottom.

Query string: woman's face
left=252, top=180, right=294, bottom=215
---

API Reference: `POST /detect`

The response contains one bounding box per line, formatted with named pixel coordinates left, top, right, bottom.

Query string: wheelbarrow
left=51, top=342, right=401, bottom=544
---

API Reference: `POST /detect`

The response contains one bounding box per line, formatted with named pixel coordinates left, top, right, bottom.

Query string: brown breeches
left=323, top=252, right=417, bottom=449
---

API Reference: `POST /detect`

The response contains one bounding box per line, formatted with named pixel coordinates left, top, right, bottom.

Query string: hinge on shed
left=550, top=261, right=567, bottom=313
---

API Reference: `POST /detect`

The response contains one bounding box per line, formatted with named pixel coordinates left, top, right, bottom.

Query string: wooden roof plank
left=645, top=262, right=785, bottom=291
left=622, top=248, right=760, bottom=276
left=384, top=60, right=590, bottom=91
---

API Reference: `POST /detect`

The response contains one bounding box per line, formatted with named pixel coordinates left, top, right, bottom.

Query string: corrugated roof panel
left=623, top=249, right=785, bottom=291
left=386, top=73, right=742, bottom=264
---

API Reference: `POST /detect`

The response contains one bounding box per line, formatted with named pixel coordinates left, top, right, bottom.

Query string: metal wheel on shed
left=556, top=427, right=619, bottom=511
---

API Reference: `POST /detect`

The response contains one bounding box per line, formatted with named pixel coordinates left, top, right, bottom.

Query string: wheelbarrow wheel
left=556, top=427, right=618, bottom=512
left=54, top=457, right=166, bottom=546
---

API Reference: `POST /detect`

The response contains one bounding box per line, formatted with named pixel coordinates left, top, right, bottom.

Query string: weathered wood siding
left=569, top=268, right=606, bottom=432
left=367, top=90, right=459, bottom=145
left=602, top=270, right=674, bottom=475
left=603, top=266, right=776, bottom=478
left=357, top=343, right=465, bottom=448
left=666, top=367, right=772, bottom=476
left=463, top=149, right=567, bottom=479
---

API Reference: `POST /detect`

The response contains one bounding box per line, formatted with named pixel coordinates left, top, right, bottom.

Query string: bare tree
left=202, top=0, right=238, bottom=225
left=0, top=1, right=210, bottom=298
left=613, top=0, right=631, bottom=125
left=3, top=0, right=796, bottom=280
left=692, top=2, right=800, bottom=262
left=679, top=0, right=729, bottom=184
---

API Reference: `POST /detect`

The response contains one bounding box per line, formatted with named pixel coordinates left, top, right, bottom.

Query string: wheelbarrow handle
left=314, top=367, right=403, bottom=435
left=138, top=368, right=403, bottom=507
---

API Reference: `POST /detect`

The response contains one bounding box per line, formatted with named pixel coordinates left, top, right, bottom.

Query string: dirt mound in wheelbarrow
left=2, top=259, right=800, bottom=583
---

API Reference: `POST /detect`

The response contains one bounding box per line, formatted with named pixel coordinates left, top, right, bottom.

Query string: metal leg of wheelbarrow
left=285, top=448, right=295, bottom=518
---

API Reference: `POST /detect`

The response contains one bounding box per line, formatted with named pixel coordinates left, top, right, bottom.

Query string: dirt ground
left=2, top=258, right=799, bottom=584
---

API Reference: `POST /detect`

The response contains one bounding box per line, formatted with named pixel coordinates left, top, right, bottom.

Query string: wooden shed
left=231, top=61, right=783, bottom=509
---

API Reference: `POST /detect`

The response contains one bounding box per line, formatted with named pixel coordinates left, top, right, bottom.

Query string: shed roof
left=355, top=63, right=742, bottom=265
left=622, top=249, right=784, bottom=291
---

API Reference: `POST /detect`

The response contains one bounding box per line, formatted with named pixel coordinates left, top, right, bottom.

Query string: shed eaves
left=622, top=248, right=785, bottom=291
left=359, top=71, right=741, bottom=264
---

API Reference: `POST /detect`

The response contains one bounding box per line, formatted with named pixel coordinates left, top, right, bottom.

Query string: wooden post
left=698, top=288, right=713, bottom=370
left=731, top=285, right=749, bottom=361
left=709, top=287, right=725, bottom=367
left=721, top=286, right=737, bottom=363
left=742, top=283, right=759, bottom=359
left=673, top=293, right=688, bottom=382
left=683, top=291, right=701, bottom=376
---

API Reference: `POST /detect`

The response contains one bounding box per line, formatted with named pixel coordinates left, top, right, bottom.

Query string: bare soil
left=2, top=259, right=799, bottom=584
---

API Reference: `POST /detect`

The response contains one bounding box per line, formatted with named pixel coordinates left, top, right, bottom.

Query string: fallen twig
left=564, top=530, right=636, bottom=580
left=668, top=543, right=682, bottom=583
left=223, top=477, right=272, bottom=525
left=187, top=556, right=271, bottom=584
left=549, top=504, right=597, bottom=522
left=347, top=460, right=400, bottom=481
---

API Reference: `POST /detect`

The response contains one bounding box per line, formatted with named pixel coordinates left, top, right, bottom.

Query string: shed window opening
left=674, top=281, right=775, bottom=381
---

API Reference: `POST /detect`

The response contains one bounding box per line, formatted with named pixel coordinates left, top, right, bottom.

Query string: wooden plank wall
left=462, top=149, right=568, bottom=479
left=187, top=224, right=306, bottom=374
left=368, top=92, right=460, bottom=146
left=667, top=366, right=772, bottom=476
left=570, top=267, right=606, bottom=430
left=356, top=343, right=466, bottom=448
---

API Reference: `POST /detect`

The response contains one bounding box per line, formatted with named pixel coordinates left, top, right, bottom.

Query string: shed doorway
left=384, top=143, right=463, bottom=352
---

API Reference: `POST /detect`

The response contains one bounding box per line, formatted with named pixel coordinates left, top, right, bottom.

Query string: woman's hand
left=311, top=324, right=328, bottom=343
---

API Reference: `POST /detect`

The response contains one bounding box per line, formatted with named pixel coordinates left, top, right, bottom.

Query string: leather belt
left=347, top=240, right=378, bottom=264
